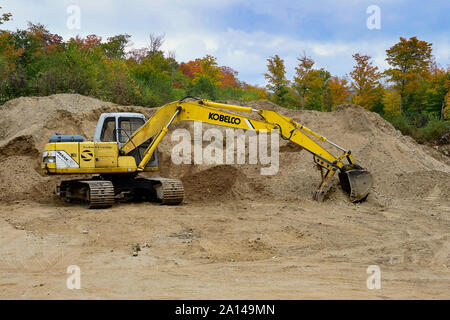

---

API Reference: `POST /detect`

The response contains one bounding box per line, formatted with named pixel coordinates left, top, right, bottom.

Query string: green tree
left=190, top=76, right=217, bottom=100
left=423, top=64, right=449, bottom=117
left=32, top=38, right=104, bottom=96
left=304, top=69, right=331, bottom=111
left=293, top=54, right=331, bottom=111
left=102, top=34, right=131, bottom=59
left=130, top=52, right=174, bottom=106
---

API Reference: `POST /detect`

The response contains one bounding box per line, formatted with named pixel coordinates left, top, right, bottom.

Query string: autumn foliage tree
left=178, top=56, right=258, bottom=100
left=382, top=89, right=402, bottom=118
left=422, top=64, right=450, bottom=117
left=0, top=9, right=447, bottom=143
left=444, top=79, right=450, bottom=120
left=194, top=55, right=222, bottom=86
left=241, top=83, right=269, bottom=100
left=264, top=55, right=289, bottom=105
left=384, top=37, right=433, bottom=112
left=293, top=53, right=331, bottom=110
left=324, top=76, right=351, bottom=110
left=349, top=53, right=381, bottom=110
left=219, top=66, right=239, bottom=89
left=293, top=53, right=314, bottom=109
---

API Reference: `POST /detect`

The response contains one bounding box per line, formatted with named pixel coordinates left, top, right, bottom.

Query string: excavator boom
left=121, top=97, right=373, bottom=202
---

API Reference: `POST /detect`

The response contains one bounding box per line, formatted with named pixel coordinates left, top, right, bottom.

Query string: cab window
left=100, top=117, right=116, bottom=142
left=118, top=117, right=145, bottom=143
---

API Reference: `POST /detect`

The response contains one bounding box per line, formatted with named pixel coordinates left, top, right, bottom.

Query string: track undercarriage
left=57, top=175, right=184, bottom=208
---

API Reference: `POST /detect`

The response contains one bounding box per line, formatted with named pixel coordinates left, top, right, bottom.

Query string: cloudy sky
left=2, top=0, right=449, bottom=86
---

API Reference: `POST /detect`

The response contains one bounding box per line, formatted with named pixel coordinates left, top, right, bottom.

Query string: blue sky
left=2, top=0, right=449, bottom=86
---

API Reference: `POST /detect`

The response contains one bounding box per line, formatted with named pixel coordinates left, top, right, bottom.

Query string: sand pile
left=0, top=94, right=448, bottom=204
left=0, top=94, right=156, bottom=202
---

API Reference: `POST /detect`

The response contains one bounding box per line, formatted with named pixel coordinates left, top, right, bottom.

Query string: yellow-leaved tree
left=350, top=53, right=381, bottom=110
left=193, top=55, right=223, bottom=86
left=384, top=37, right=433, bottom=112
left=444, top=80, right=450, bottom=120
left=264, top=54, right=289, bottom=105
left=293, top=53, right=314, bottom=109
left=324, top=76, right=351, bottom=111
left=382, top=89, right=402, bottom=118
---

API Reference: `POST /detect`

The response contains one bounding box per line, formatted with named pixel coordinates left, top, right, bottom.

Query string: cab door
left=117, top=117, right=145, bottom=148
left=117, top=116, right=151, bottom=166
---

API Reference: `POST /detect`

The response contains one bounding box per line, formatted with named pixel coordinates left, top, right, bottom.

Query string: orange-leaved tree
left=324, top=76, right=351, bottom=111
left=179, top=55, right=222, bottom=86
left=350, top=53, right=381, bottom=110
left=219, top=66, right=239, bottom=88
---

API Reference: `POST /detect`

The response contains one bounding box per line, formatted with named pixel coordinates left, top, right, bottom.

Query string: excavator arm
left=121, top=97, right=373, bottom=202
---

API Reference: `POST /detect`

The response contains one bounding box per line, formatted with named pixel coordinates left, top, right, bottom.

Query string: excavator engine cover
left=338, top=164, right=373, bottom=202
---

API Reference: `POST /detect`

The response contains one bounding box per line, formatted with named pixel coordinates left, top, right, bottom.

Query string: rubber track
left=80, top=180, right=115, bottom=209
left=159, top=179, right=184, bottom=205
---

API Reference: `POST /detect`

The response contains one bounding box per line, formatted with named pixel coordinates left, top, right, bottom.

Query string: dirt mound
left=181, top=165, right=268, bottom=202
left=0, top=94, right=155, bottom=202
left=0, top=94, right=449, bottom=205
left=0, top=135, right=39, bottom=160
left=0, top=94, right=154, bottom=149
left=168, top=102, right=449, bottom=204
left=384, top=170, right=450, bottom=200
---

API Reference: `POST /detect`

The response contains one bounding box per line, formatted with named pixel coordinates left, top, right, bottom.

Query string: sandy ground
left=0, top=94, right=449, bottom=299
left=0, top=197, right=448, bottom=299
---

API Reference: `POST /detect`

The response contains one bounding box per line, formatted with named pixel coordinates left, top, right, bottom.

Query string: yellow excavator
left=41, top=97, right=373, bottom=208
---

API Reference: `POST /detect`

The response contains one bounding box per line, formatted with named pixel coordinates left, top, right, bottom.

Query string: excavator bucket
left=338, top=165, right=373, bottom=202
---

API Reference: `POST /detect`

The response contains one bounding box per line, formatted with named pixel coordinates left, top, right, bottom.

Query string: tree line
left=264, top=37, right=449, bottom=143
left=0, top=8, right=448, bottom=143
left=0, top=10, right=265, bottom=108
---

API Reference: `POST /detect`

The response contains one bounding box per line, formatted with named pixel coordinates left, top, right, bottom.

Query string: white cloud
left=147, top=28, right=408, bottom=86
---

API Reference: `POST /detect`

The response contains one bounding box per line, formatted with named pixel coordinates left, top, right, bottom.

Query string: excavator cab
left=93, top=113, right=159, bottom=169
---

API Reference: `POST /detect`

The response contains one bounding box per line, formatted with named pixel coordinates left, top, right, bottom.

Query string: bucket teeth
left=313, top=168, right=337, bottom=202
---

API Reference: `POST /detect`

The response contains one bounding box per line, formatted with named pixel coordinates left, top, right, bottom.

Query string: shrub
left=190, top=76, right=217, bottom=100
left=417, top=116, right=450, bottom=143
left=390, top=114, right=416, bottom=137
